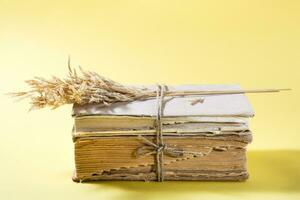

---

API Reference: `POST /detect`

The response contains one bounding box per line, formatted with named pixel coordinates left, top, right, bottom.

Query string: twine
left=134, top=85, right=215, bottom=182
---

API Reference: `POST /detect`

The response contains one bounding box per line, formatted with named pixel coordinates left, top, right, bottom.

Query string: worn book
left=71, top=85, right=254, bottom=182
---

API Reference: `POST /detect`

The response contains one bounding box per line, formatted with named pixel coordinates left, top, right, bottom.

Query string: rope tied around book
left=134, top=85, right=217, bottom=181
left=134, top=84, right=166, bottom=181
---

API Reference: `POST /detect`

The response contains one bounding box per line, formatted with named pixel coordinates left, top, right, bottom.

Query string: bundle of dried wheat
left=9, top=64, right=289, bottom=111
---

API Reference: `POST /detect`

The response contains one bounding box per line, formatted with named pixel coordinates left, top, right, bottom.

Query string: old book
left=72, top=85, right=254, bottom=182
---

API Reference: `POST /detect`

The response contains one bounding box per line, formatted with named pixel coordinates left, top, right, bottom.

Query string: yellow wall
left=1, top=1, right=299, bottom=200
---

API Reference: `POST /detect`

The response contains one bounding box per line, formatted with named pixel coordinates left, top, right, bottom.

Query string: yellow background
left=1, top=0, right=299, bottom=199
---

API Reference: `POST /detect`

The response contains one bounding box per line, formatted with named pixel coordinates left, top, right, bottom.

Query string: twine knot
left=156, top=145, right=165, bottom=153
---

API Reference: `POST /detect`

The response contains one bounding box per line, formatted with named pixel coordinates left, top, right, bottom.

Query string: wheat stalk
left=9, top=64, right=290, bottom=111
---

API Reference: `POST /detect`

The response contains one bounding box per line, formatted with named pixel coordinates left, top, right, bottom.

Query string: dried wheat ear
left=9, top=66, right=152, bottom=111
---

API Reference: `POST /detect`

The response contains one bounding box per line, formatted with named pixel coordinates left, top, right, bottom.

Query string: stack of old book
left=71, top=85, right=254, bottom=182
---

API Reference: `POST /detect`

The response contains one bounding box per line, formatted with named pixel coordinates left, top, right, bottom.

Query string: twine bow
left=134, top=135, right=185, bottom=158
